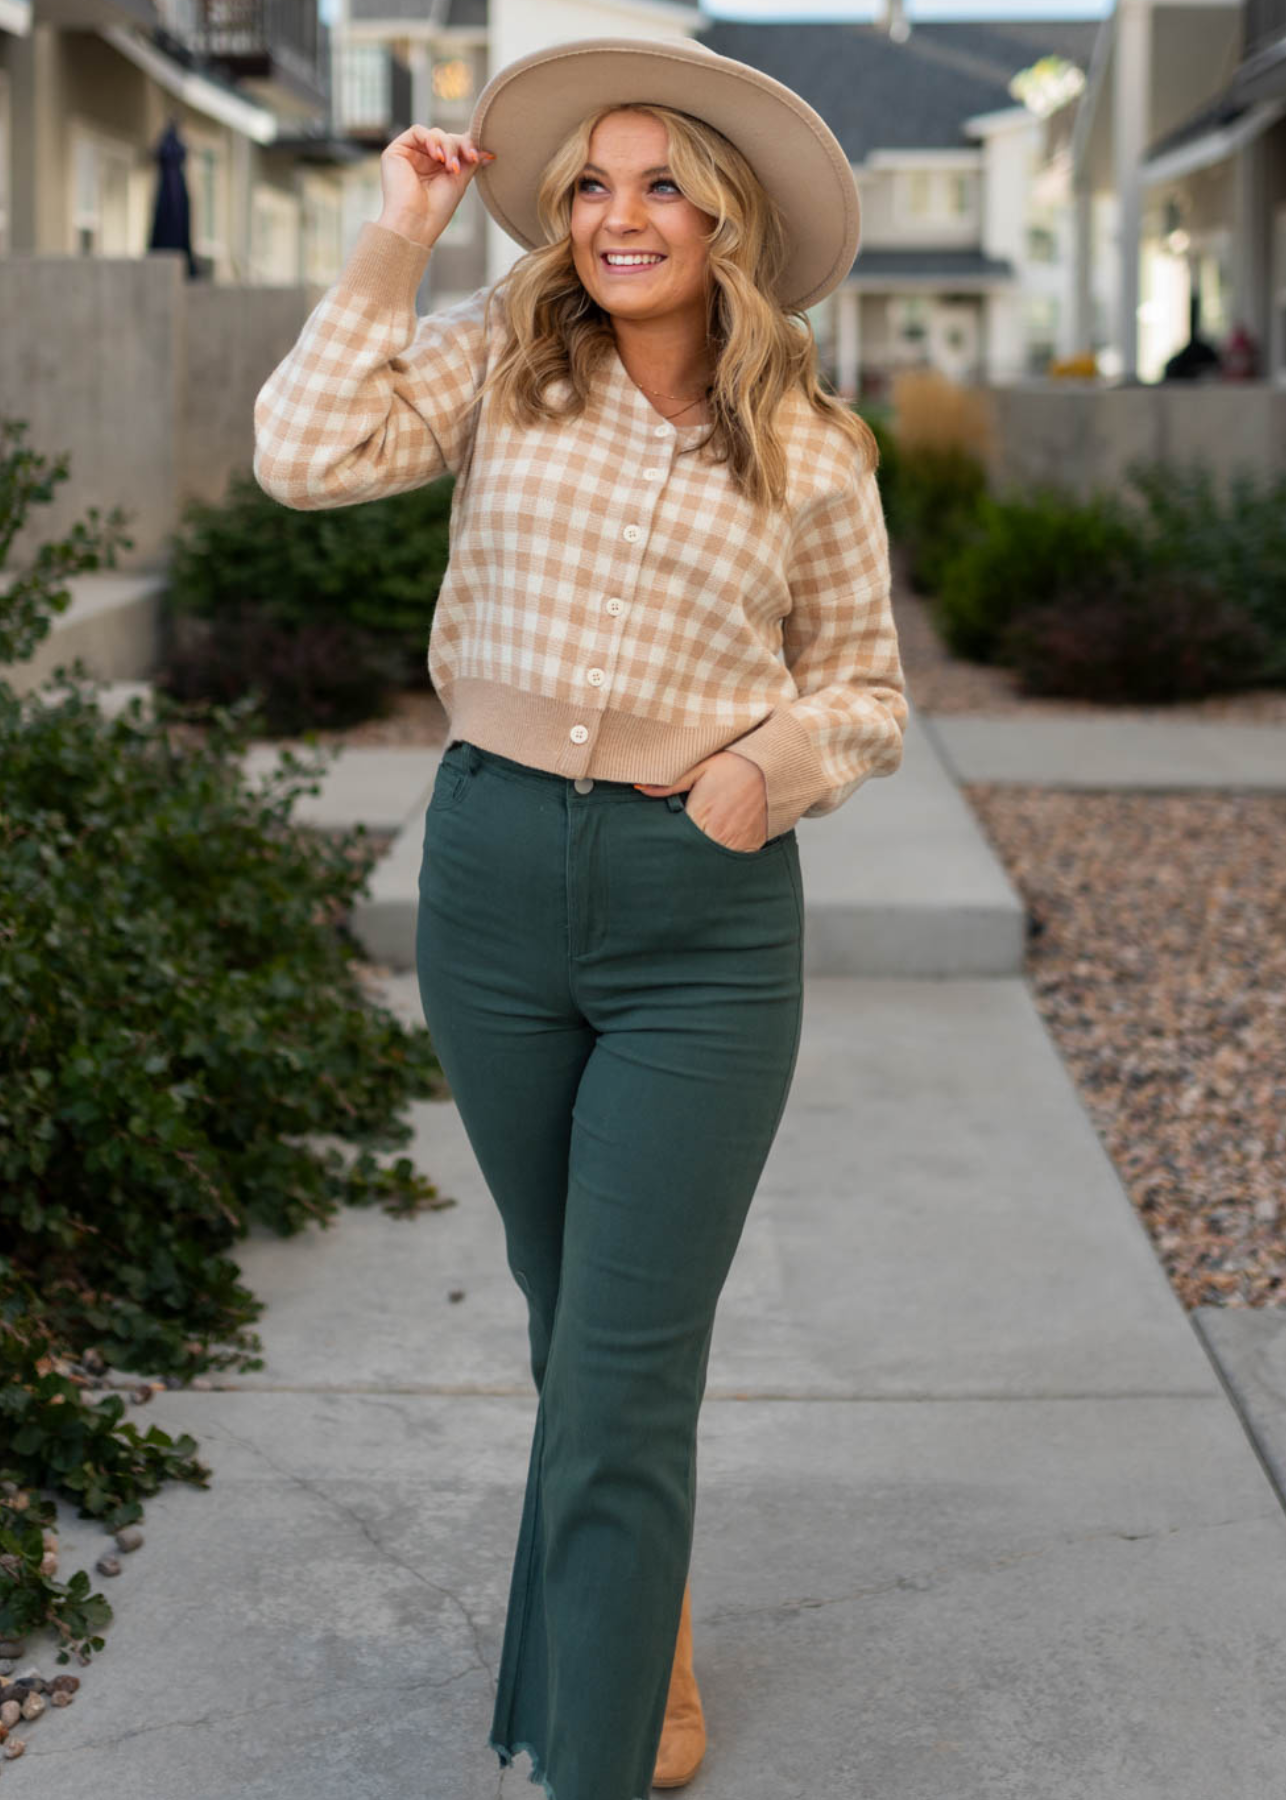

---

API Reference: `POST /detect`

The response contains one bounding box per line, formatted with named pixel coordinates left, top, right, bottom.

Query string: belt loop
left=462, top=741, right=483, bottom=775
left=664, top=792, right=686, bottom=813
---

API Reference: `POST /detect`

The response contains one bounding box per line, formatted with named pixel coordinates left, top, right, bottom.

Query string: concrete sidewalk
left=11, top=695, right=1286, bottom=1798
left=17, top=975, right=1286, bottom=1799
left=926, top=710, right=1286, bottom=789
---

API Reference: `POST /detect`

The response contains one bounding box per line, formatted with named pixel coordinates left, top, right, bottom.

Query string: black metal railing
left=1245, top=0, right=1286, bottom=58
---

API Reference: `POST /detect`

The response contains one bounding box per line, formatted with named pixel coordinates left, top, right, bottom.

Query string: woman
left=254, top=35, right=907, bottom=1800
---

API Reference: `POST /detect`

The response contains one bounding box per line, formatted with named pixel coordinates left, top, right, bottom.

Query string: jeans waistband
left=446, top=737, right=652, bottom=802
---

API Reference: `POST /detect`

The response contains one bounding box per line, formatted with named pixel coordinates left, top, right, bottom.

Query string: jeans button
left=573, top=776, right=594, bottom=794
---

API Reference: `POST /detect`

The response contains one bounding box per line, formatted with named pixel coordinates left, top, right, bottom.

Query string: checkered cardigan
left=253, top=221, right=908, bottom=839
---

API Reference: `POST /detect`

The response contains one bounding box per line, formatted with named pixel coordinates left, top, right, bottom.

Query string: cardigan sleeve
left=253, top=220, right=495, bottom=510
left=726, top=457, right=909, bottom=840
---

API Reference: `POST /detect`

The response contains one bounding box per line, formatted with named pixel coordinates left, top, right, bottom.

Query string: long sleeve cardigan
left=253, top=221, right=908, bottom=840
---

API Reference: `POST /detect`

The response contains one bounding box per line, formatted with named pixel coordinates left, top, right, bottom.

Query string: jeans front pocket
left=428, top=738, right=476, bottom=813
left=665, top=790, right=783, bottom=861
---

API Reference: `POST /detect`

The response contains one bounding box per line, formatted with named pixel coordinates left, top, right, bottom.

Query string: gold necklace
left=637, top=381, right=713, bottom=422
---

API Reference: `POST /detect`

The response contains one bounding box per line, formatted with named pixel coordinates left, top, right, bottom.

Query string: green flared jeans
left=414, top=737, right=805, bottom=1800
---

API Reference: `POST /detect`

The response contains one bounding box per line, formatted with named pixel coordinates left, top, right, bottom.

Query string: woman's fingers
left=404, top=125, right=494, bottom=174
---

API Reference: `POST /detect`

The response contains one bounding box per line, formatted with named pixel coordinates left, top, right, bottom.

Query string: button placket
left=585, top=414, right=676, bottom=762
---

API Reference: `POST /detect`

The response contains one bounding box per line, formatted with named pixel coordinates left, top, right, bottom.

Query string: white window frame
left=1272, top=202, right=1286, bottom=383
left=68, top=120, right=139, bottom=256
left=0, top=70, right=10, bottom=255
left=896, top=166, right=976, bottom=226
left=186, top=131, right=227, bottom=266
left=250, top=184, right=302, bottom=286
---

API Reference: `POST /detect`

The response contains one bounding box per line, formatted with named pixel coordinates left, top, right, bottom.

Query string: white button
left=586, top=667, right=605, bottom=686
left=570, top=724, right=589, bottom=744
left=605, top=598, right=624, bottom=616
left=573, top=776, right=594, bottom=794
left=654, top=424, right=671, bottom=437
left=642, top=467, right=661, bottom=480
left=622, top=524, right=642, bottom=542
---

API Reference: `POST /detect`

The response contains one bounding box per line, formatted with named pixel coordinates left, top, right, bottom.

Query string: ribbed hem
left=333, top=220, right=432, bottom=312
left=438, top=676, right=795, bottom=791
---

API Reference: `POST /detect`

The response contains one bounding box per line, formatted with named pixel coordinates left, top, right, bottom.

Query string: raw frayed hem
left=488, top=1734, right=556, bottom=1800
left=487, top=1732, right=649, bottom=1800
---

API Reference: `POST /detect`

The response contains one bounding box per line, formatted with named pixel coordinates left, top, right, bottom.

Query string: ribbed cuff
left=334, top=220, right=432, bottom=311
left=724, top=707, right=829, bottom=839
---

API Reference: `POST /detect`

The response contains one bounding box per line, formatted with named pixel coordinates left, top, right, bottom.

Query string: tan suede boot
left=650, top=1578, right=707, bottom=1789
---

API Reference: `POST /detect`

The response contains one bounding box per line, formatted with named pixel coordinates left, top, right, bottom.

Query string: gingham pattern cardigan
left=253, top=221, right=908, bottom=840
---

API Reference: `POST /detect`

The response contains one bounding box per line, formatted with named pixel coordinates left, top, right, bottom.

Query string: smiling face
left=569, top=110, right=717, bottom=329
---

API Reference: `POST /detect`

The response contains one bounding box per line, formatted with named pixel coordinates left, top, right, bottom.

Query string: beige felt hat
left=468, top=34, right=860, bottom=313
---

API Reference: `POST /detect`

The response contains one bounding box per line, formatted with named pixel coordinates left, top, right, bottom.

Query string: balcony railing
left=334, top=43, right=414, bottom=142
left=154, top=0, right=329, bottom=111
left=1245, top=0, right=1286, bottom=58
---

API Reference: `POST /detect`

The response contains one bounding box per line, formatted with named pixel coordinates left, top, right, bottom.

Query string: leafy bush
left=998, top=564, right=1271, bottom=703
left=157, top=466, right=456, bottom=722
left=1, top=414, right=450, bottom=1664
left=1125, top=459, right=1286, bottom=682
left=931, top=486, right=1148, bottom=663
left=889, top=443, right=990, bottom=596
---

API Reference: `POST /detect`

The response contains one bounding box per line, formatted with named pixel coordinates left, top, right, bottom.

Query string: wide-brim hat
left=467, top=34, right=860, bottom=313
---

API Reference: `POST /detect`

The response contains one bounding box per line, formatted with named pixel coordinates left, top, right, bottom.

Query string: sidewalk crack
left=209, top=1419, right=497, bottom=1693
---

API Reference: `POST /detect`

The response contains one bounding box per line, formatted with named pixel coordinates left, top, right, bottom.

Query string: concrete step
left=928, top=711, right=1286, bottom=789
left=351, top=701, right=1028, bottom=978
left=3, top=571, right=166, bottom=696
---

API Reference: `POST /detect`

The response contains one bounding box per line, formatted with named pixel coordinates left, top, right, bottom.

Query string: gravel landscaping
left=894, top=563, right=1286, bottom=1313
left=961, top=783, right=1286, bottom=1310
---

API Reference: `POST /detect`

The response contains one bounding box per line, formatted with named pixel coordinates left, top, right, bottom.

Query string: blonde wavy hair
left=466, top=102, right=878, bottom=514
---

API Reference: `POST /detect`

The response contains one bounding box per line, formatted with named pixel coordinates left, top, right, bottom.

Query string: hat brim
left=467, top=35, right=860, bottom=313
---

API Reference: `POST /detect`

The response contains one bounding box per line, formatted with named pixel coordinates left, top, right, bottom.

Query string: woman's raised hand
left=377, top=126, right=495, bottom=250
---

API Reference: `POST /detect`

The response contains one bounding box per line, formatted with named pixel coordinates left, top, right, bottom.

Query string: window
left=1024, top=294, right=1059, bottom=374
left=250, top=185, right=302, bottom=285
left=0, top=72, right=9, bottom=254
left=70, top=127, right=133, bottom=255
left=891, top=295, right=930, bottom=346
left=192, top=143, right=224, bottom=259
left=1271, top=204, right=1286, bottom=381
left=898, top=167, right=974, bottom=224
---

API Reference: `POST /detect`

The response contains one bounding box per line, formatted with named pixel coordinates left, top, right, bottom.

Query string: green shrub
left=885, top=443, right=989, bottom=596
left=1125, top=459, right=1286, bottom=682
left=158, top=466, right=456, bottom=719
left=1, top=414, right=451, bottom=1663
left=931, top=486, right=1148, bottom=663
left=861, top=405, right=899, bottom=515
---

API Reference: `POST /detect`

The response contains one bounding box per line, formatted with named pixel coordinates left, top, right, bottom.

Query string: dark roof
left=695, top=16, right=1103, bottom=157
left=849, top=247, right=1015, bottom=282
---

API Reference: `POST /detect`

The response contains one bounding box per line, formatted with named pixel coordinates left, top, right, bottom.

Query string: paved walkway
left=926, top=710, right=1286, bottom=789
left=13, top=699, right=1286, bottom=1799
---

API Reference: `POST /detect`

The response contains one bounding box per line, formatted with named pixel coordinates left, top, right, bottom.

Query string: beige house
left=1070, top=0, right=1286, bottom=381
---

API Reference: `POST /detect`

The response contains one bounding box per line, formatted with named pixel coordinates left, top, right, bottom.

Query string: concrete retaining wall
left=0, top=252, right=321, bottom=574
left=981, top=379, right=1286, bottom=503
